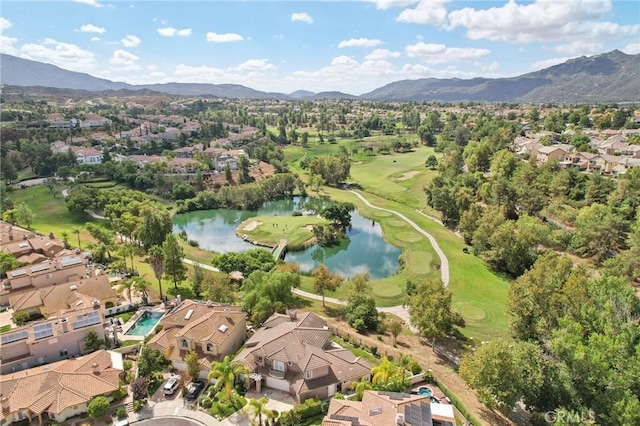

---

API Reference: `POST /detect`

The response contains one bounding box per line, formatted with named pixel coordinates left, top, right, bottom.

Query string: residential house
left=173, top=143, right=204, bottom=158
left=79, top=113, right=111, bottom=129
left=45, top=113, right=75, bottom=129
left=587, top=154, right=621, bottom=175
left=560, top=152, right=597, bottom=171
left=0, top=306, right=106, bottom=374
left=147, top=299, right=246, bottom=379
left=323, top=390, right=455, bottom=426
left=0, top=226, right=66, bottom=265
left=535, top=145, right=569, bottom=164
left=611, top=158, right=640, bottom=176
left=203, top=148, right=246, bottom=172
left=234, top=311, right=372, bottom=402
left=7, top=275, right=117, bottom=319
left=1, top=256, right=86, bottom=305
left=71, top=146, right=103, bottom=165
left=0, top=349, right=122, bottom=425
left=166, top=158, right=200, bottom=174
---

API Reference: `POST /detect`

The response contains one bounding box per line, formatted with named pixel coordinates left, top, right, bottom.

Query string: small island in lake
left=236, top=215, right=327, bottom=251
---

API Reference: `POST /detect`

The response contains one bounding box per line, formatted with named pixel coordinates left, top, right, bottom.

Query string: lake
left=172, top=197, right=401, bottom=279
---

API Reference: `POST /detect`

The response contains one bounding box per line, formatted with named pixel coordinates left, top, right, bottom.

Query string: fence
left=105, top=303, right=138, bottom=317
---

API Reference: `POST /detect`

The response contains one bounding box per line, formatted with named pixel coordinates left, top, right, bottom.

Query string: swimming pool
left=418, top=386, right=433, bottom=397
left=125, top=311, right=164, bottom=336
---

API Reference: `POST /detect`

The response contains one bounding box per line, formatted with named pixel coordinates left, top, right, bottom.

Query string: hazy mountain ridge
left=1, top=51, right=638, bottom=102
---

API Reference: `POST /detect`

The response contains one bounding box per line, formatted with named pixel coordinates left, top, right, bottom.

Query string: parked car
left=185, top=380, right=205, bottom=400
left=163, top=375, right=181, bottom=395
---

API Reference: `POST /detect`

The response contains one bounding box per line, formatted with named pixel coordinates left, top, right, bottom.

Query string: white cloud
left=0, top=36, right=18, bottom=55
left=78, top=24, right=106, bottom=34
left=74, top=0, right=104, bottom=7
left=397, top=0, right=450, bottom=25
left=20, top=38, right=96, bottom=72
left=291, top=12, right=313, bottom=24
left=448, top=0, right=639, bottom=44
left=121, top=35, right=141, bottom=47
left=109, top=49, right=141, bottom=70
left=531, top=56, right=570, bottom=69
left=365, top=48, right=401, bottom=60
left=554, top=40, right=603, bottom=56
left=405, top=42, right=490, bottom=63
left=0, top=17, right=12, bottom=32
left=206, top=32, right=244, bottom=43
left=338, top=38, right=383, bottom=48
left=623, top=41, right=640, bottom=55
left=366, top=0, right=420, bottom=10
left=237, top=59, right=275, bottom=71
left=157, top=27, right=192, bottom=37
left=90, top=37, right=101, bottom=42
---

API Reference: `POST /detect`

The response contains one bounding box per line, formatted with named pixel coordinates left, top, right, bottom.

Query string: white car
left=163, top=375, right=181, bottom=395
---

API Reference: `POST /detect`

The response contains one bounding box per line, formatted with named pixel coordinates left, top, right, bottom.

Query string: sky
left=1, top=0, right=639, bottom=95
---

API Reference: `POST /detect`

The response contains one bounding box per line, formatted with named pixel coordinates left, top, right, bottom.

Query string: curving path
left=348, top=190, right=449, bottom=287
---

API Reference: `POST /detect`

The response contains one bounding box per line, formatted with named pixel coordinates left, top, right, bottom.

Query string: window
left=272, top=360, right=285, bottom=372
left=181, top=339, right=189, bottom=348
left=59, top=350, right=68, bottom=357
left=206, top=343, right=214, bottom=352
left=305, top=370, right=313, bottom=379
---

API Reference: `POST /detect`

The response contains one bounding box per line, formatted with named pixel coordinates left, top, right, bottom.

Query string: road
left=348, top=190, right=450, bottom=287
left=182, top=258, right=220, bottom=272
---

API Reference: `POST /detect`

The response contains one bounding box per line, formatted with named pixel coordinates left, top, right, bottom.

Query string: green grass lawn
left=237, top=215, right=326, bottom=250
left=0, top=324, right=11, bottom=334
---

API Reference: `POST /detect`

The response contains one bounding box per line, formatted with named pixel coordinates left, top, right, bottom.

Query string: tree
left=83, top=330, right=103, bottom=352
left=0, top=252, right=20, bottom=277
left=345, top=294, right=378, bottom=333
left=0, top=157, right=18, bottom=183
left=138, top=347, right=167, bottom=377
left=242, top=270, right=298, bottom=324
left=425, top=155, right=438, bottom=169
left=208, top=356, right=248, bottom=401
left=311, top=264, right=343, bottom=306
left=14, top=203, right=34, bottom=229
left=202, top=271, right=236, bottom=304
left=185, top=351, right=201, bottom=382
left=224, top=162, right=233, bottom=183
left=118, top=278, right=133, bottom=303
left=371, top=356, right=397, bottom=386
left=409, top=280, right=454, bottom=349
left=131, top=376, right=150, bottom=400
left=87, top=396, right=110, bottom=419
left=162, top=234, right=186, bottom=289
left=148, top=245, right=164, bottom=301
left=571, top=203, right=626, bottom=264
left=135, top=204, right=172, bottom=249
left=191, top=261, right=204, bottom=299
left=212, top=248, right=276, bottom=276
left=389, top=320, right=402, bottom=343
left=246, top=396, right=269, bottom=426
left=459, top=340, right=545, bottom=412
left=352, top=376, right=373, bottom=401
left=132, top=276, right=150, bottom=305
left=72, top=226, right=82, bottom=251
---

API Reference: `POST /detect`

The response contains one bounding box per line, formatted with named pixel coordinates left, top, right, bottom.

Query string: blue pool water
left=418, top=387, right=433, bottom=397
left=125, top=311, right=164, bottom=336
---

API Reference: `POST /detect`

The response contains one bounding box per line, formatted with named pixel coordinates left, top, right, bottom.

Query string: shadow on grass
left=323, top=305, right=345, bottom=319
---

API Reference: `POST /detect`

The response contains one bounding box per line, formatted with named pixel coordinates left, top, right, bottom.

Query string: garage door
left=265, top=376, right=290, bottom=392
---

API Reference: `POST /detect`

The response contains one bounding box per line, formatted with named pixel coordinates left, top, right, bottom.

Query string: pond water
left=172, top=197, right=402, bottom=279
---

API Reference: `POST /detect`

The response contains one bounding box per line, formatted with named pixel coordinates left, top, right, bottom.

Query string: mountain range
left=1, top=51, right=638, bottom=103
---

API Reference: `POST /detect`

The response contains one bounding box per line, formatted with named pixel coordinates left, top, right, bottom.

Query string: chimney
left=48, top=232, right=55, bottom=240
left=177, top=295, right=182, bottom=305
left=289, top=309, right=297, bottom=321
left=92, top=363, right=100, bottom=374
left=1, top=396, right=9, bottom=409
left=60, top=318, right=69, bottom=333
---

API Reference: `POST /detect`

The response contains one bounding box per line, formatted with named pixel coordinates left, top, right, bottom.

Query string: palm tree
left=372, top=356, right=397, bottom=387
left=208, top=356, right=248, bottom=401
left=246, top=396, right=268, bottom=426
left=73, top=227, right=82, bottom=251
left=118, top=278, right=134, bottom=303
left=351, top=376, right=373, bottom=401
left=399, top=354, right=412, bottom=384
left=132, top=276, right=149, bottom=304
left=148, top=245, right=164, bottom=302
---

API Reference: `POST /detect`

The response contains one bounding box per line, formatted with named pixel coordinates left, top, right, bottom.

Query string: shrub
left=200, top=397, right=213, bottom=409
left=292, top=211, right=302, bottom=216
left=188, top=239, right=200, bottom=247
left=293, top=398, right=322, bottom=420
left=369, top=345, right=378, bottom=357
left=410, top=361, right=423, bottom=375
left=376, top=335, right=383, bottom=341
left=116, top=407, right=127, bottom=420
left=87, top=396, right=110, bottom=419
left=133, top=400, right=144, bottom=412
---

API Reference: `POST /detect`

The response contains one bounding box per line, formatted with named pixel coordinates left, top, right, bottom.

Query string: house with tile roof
left=0, top=349, right=122, bottom=425
left=147, top=299, right=246, bottom=379
left=7, top=275, right=118, bottom=319
left=0, top=225, right=66, bottom=266
left=234, top=310, right=372, bottom=402
left=0, top=306, right=106, bottom=374
left=1, top=255, right=87, bottom=305
left=322, top=390, right=455, bottom=426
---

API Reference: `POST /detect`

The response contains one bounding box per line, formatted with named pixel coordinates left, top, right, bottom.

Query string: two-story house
left=1, top=255, right=87, bottom=305
left=234, top=311, right=371, bottom=402
left=0, top=349, right=122, bottom=425
left=0, top=306, right=106, bottom=374
left=147, top=299, right=246, bottom=379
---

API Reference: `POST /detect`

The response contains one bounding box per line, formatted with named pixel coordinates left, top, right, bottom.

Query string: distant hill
left=362, top=50, right=640, bottom=103
left=1, top=51, right=638, bottom=102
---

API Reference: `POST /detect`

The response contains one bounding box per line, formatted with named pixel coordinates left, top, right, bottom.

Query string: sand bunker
left=397, top=171, right=420, bottom=181
left=243, top=220, right=262, bottom=232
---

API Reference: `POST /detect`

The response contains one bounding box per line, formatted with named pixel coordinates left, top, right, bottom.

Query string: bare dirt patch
left=243, top=220, right=262, bottom=232
left=396, top=170, right=420, bottom=181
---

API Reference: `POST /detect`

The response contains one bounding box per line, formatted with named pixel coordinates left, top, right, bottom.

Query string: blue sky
left=1, top=0, right=638, bottom=94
